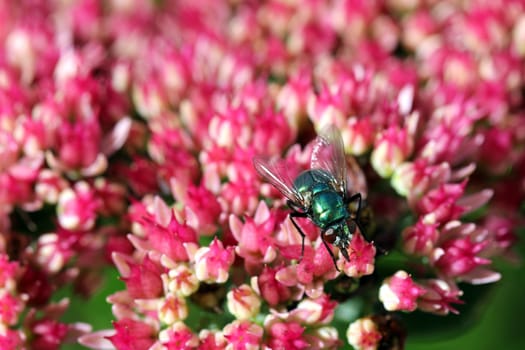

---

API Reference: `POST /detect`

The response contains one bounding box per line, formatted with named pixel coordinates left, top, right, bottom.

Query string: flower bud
left=227, top=284, right=261, bottom=320
left=379, top=271, right=425, bottom=312
left=158, top=293, right=188, bottom=324
left=192, top=238, right=235, bottom=284
left=346, top=317, right=382, bottom=350
left=371, top=127, right=412, bottom=178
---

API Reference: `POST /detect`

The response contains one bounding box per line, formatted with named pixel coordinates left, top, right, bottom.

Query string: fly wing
left=310, top=125, right=347, bottom=196
left=253, top=156, right=305, bottom=208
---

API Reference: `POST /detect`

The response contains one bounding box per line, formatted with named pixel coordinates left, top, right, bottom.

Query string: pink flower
left=48, top=119, right=107, bottom=176
left=277, top=244, right=338, bottom=299
left=402, top=218, right=439, bottom=256
left=118, top=255, right=165, bottom=299
left=223, top=320, right=263, bottom=350
left=342, top=118, right=375, bottom=156
left=198, top=330, right=226, bottom=350
left=35, top=232, right=77, bottom=274
left=106, top=318, right=156, bottom=350
left=416, top=182, right=466, bottom=224
left=172, top=183, right=222, bottom=236
left=340, top=232, right=376, bottom=278
left=254, top=266, right=292, bottom=307
left=138, top=211, right=198, bottom=263
left=35, top=170, right=68, bottom=204
left=346, top=317, right=382, bottom=350
left=379, top=271, right=426, bottom=312
left=29, top=318, right=69, bottom=350
left=57, top=182, right=100, bottom=231
left=417, top=279, right=464, bottom=315
left=291, top=294, right=337, bottom=325
left=433, top=237, right=491, bottom=278
left=371, top=126, right=413, bottom=178
left=0, top=254, right=19, bottom=291
left=220, top=178, right=260, bottom=216
left=189, top=237, right=235, bottom=284
left=266, top=321, right=309, bottom=350
left=0, top=290, right=24, bottom=325
left=0, top=327, right=24, bottom=350
left=391, top=160, right=451, bottom=200
left=230, top=202, right=283, bottom=273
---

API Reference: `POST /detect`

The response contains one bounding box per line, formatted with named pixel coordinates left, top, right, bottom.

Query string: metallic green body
left=293, top=169, right=349, bottom=229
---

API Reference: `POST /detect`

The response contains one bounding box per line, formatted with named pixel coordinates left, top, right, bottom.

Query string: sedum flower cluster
left=0, top=0, right=524, bottom=349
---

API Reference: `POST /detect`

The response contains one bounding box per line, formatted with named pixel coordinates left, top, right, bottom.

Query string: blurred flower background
left=0, top=0, right=524, bottom=349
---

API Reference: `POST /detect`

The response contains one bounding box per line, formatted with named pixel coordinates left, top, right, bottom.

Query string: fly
left=253, top=125, right=366, bottom=270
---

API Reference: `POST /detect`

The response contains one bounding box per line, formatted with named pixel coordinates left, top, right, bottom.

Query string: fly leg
left=346, top=192, right=366, bottom=236
left=289, top=211, right=308, bottom=262
left=320, top=229, right=340, bottom=271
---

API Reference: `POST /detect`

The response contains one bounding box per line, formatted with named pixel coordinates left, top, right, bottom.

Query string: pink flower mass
left=0, top=1, right=524, bottom=349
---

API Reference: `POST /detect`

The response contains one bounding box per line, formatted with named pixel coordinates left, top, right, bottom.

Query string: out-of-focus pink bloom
left=291, top=294, right=337, bottom=326
left=48, top=119, right=107, bottom=176
left=220, top=178, right=260, bottom=216
left=35, top=232, right=77, bottom=274
left=479, top=127, right=515, bottom=173
left=18, top=265, right=52, bottom=307
left=223, top=320, right=263, bottom=350
left=198, top=329, right=226, bottom=350
left=93, top=178, right=127, bottom=216
left=346, top=317, right=382, bottom=350
left=106, top=318, right=156, bottom=350
left=35, top=170, right=68, bottom=204
left=57, top=182, right=100, bottom=231
left=276, top=71, right=312, bottom=132
left=379, top=271, right=426, bottom=312
left=0, top=326, right=24, bottom=349
left=117, top=254, right=165, bottom=299
left=340, top=231, right=376, bottom=278
left=29, top=318, right=69, bottom=350
left=305, top=326, right=341, bottom=350
left=188, top=237, right=235, bottom=284
left=432, top=237, right=491, bottom=278
left=132, top=77, right=169, bottom=118
left=401, top=10, right=438, bottom=51
left=253, top=265, right=292, bottom=307
left=266, top=321, right=309, bottom=350
left=342, top=118, right=375, bottom=156
left=402, top=218, right=439, bottom=256
left=391, top=160, right=451, bottom=201
left=0, top=290, right=24, bottom=325
left=416, top=182, right=466, bottom=224
left=418, top=104, right=483, bottom=165
left=417, top=279, right=464, bottom=315
left=371, top=125, right=413, bottom=178
left=227, top=284, right=261, bottom=320
left=172, top=182, right=222, bottom=236
left=307, top=84, right=347, bottom=129
left=0, top=254, right=19, bottom=291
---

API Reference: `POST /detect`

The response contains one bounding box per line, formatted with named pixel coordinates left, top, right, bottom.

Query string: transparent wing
left=310, top=125, right=347, bottom=196
left=253, top=156, right=305, bottom=207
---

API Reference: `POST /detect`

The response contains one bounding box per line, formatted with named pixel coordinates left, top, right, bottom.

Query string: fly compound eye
left=324, top=228, right=337, bottom=243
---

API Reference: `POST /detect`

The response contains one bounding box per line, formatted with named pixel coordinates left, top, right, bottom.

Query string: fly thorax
left=311, top=190, right=347, bottom=228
